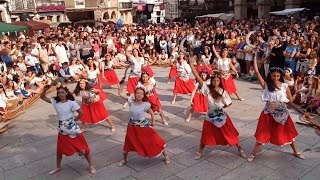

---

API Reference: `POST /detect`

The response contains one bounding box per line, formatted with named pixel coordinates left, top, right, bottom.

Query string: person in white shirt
left=55, top=38, right=69, bottom=66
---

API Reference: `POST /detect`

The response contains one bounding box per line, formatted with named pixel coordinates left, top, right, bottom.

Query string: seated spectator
left=283, top=68, right=295, bottom=94
left=58, top=62, right=76, bottom=82
left=307, top=51, right=318, bottom=75
left=243, top=66, right=257, bottom=81
left=16, top=56, right=27, bottom=74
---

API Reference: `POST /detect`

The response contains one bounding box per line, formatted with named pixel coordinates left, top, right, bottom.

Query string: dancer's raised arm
left=253, top=51, right=265, bottom=88
left=118, top=83, right=128, bottom=101
left=211, top=45, right=221, bottom=59
left=189, top=57, right=204, bottom=86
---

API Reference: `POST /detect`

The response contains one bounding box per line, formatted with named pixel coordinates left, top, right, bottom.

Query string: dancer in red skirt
left=101, top=54, right=120, bottom=87
left=117, top=84, right=171, bottom=166
left=185, top=69, right=210, bottom=122
left=141, top=54, right=155, bottom=79
left=126, top=49, right=145, bottom=94
left=171, top=52, right=195, bottom=104
left=189, top=58, right=246, bottom=160
left=40, top=85, right=96, bottom=175
left=79, top=58, right=107, bottom=100
left=73, top=79, right=115, bottom=132
left=247, top=52, right=305, bottom=162
left=197, top=47, right=213, bottom=75
left=167, top=54, right=178, bottom=84
left=123, top=48, right=145, bottom=108
left=136, top=72, right=168, bottom=126
left=212, top=46, right=244, bottom=101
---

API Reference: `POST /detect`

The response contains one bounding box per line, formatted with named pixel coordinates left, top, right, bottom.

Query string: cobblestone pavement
left=0, top=67, right=319, bottom=180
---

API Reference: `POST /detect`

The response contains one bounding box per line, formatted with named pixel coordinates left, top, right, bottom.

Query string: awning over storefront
left=11, top=21, right=50, bottom=31
left=195, top=13, right=234, bottom=21
left=0, top=22, right=28, bottom=36
left=269, top=8, right=309, bottom=16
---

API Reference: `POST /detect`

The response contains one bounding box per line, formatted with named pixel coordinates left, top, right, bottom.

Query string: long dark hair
left=139, top=72, right=150, bottom=83
left=207, top=75, right=224, bottom=99
left=134, top=87, right=148, bottom=102
left=54, top=86, right=75, bottom=102
left=266, top=67, right=284, bottom=92
left=73, top=79, right=92, bottom=96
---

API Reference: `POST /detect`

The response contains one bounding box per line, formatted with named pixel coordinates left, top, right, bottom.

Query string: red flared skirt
left=100, top=69, right=119, bottom=85
left=173, top=77, right=194, bottom=94
left=57, top=133, right=90, bottom=156
left=80, top=99, right=109, bottom=124
left=127, top=76, right=140, bottom=94
left=197, top=65, right=213, bottom=75
left=201, top=116, right=239, bottom=146
left=221, top=75, right=237, bottom=95
left=142, top=65, right=154, bottom=78
left=147, top=90, right=162, bottom=112
left=254, top=112, right=298, bottom=146
left=192, top=92, right=208, bottom=113
left=169, top=65, right=178, bottom=78
left=92, top=84, right=107, bottom=101
left=124, top=124, right=166, bottom=158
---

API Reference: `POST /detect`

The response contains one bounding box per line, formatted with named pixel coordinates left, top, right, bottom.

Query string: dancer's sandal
left=185, top=118, right=191, bottom=122
left=49, top=168, right=61, bottom=175
left=89, top=166, right=96, bottom=174
left=194, top=152, right=203, bottom=160
left=111, top=126, right=116, bottom=132
left=247, top=154, right=255, bottom=162
left=118, top=160, right=127, bottom=167
left=239, top=150, right=247, bottom=158
left=163, top=120, right=169, bottom=126
left=164, top=156, right=171, bottom=164
left=293, top=152, right=305, bottom=160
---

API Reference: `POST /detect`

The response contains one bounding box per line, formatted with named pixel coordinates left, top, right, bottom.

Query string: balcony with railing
left=36, top=0, right=66, bottom=12
left=11, top=0, right=65, bottom=12
left=11, top=0, right=36, bottom=11
left=119, top=2, right=133, bottom=10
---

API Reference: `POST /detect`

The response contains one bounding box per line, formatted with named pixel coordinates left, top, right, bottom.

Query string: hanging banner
left=136, top=4, right=146, bottom=12
left=159, top=3, right=165, bottom=10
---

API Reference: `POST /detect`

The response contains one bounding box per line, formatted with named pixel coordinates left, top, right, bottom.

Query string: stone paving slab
left=1, top=66, right=319, bottom=180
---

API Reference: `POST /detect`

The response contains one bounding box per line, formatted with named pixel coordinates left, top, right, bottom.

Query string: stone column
left=285, top=0, right=302, bottom=8
left=257, top=0, right=271, bottom=19
left=234, top=0, right=247, bottom=19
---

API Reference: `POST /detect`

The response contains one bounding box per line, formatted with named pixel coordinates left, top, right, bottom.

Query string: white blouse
left=216, top=58, right=231, bottom=71
left=85, top=66, right=100, bottom=80
left=176, top=61, right=191, bottom=74
left=51, top=99, right=80, bottom=121
left=262, top=83, right=289, bottom=103
left=128, top=97, right=151, bottom=121
left=200, top=84, right=232, bottom=127
left=136, top=78, right=156, bottom=96
left=129, top=56, right=145, bottom=77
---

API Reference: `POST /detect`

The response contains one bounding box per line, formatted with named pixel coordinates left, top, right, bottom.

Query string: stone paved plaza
left=0, top=67, right=319, bottom=180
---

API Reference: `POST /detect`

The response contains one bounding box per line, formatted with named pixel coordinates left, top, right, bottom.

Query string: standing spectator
left=269, top=38, right=285, bottom=70
left=0, top=48, right=13, bottom=67
left=55, top=38, right=69, bottom=66
left=283, top=38, right=298, bottom=74
left=39, top=42, right=50, bottom=73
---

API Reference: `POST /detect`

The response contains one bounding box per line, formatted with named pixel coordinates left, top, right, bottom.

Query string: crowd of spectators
left=0, top=15, right=319, bottom=117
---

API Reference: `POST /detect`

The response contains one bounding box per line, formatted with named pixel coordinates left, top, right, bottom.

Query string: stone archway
left=111, top=11, right=116, bottom=20
left=103, top=12, right=110, bottom=20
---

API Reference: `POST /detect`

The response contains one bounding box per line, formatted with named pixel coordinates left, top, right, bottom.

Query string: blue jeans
left=285, top=59, right=297, bottom=75
left=35, top=63, right=41, bottom=74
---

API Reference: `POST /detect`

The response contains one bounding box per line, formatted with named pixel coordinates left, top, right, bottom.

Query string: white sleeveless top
left=129, top=56, right=145, bottom=77
left=216, top=58, right=230, bottom=71
left=262, top=83, right=289, bottom=103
